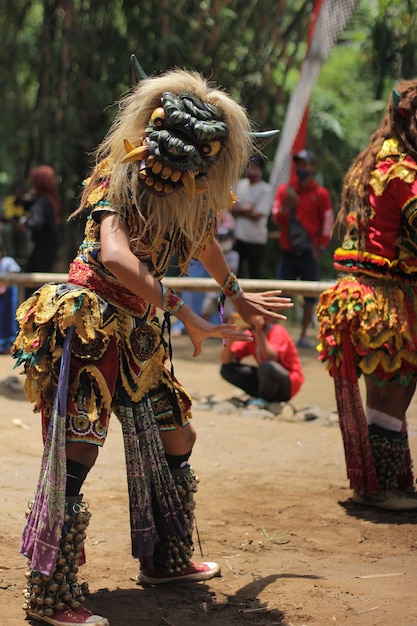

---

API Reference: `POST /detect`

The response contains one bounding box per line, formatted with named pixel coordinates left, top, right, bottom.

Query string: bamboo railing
left=0, top=272, right=334, bottom=299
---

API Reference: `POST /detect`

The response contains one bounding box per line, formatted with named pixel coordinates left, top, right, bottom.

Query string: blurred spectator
left=220, top=315, right=304, bottom=407
left=22, top=165, right=61, bottom=297
left=1, top=182, right=31, bottom=266
left=201, top=215, right=239, bottom=322
left=0, top=239, right=21, bottom=354
left=170, top=258, right=210, bottom=336
left=272, top=149, right=333, bottom=348
left=172, top=211, right=239, bottom=334
left=231, top=154, right=273, bottom=278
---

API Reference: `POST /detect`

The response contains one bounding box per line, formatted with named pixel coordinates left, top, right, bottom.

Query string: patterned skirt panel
left=13, top=283, right=192, bottom=445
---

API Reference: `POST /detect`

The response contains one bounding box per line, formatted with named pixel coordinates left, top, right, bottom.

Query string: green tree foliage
left=0, top=0, right=415, bottom=271
left=366, top=0, right=417, bottom=98
left=0, top=1, right=313, bottom=195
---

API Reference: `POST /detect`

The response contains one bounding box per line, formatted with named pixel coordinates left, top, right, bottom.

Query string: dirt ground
left=1, top=323, right=417, bottom=626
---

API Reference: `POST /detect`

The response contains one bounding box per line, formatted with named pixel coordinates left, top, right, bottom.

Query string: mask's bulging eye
left=200, top=140, right=221, bottom=157
left=151, top=107, right=166, bottom=127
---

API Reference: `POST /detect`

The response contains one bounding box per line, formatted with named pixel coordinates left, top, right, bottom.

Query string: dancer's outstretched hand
left=176, top=306, right=253, bottom=358
left=233, top=290, right=293, bottom=329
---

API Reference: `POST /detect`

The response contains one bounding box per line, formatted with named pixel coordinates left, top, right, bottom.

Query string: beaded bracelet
left=221, top=272, right=243, bottom=301
left=218, top=272, right=243, bottom=332
left=160, top=283, right=185, bottom=315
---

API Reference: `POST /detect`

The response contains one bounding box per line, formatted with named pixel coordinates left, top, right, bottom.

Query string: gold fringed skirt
left=317, top=276, right=417, bottom=386
left=13, top=283, right=192, bottom=444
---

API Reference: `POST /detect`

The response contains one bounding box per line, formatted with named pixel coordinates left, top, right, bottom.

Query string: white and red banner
left=269, top=0, right=359, bottom=189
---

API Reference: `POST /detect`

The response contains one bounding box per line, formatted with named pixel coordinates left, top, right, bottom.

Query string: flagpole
left=269, top=0, right=360, bottom=191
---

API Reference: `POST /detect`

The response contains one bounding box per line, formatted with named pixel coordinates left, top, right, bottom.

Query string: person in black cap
left=272, top=149, right=333, bottom=348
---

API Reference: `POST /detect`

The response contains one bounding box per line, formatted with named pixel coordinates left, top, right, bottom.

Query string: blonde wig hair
left=74, top=69, right=254, bottom=267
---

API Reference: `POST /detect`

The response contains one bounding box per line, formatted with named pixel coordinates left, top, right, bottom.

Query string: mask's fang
left=195, top=176, right=209, bottom=194
left=181, top=171, right=196, bottom=201
left=121, top=139, right=149, bottom=163
left=124, top=138, right=137, bottom=152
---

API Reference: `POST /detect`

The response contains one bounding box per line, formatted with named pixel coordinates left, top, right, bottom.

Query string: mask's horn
left=131, top=54, right=148, bottom=83
left=249, top=129, right=280, bottom=150
left=392, top=88, right=407, bottom=118
left=392, top=88, right=401, bottom=111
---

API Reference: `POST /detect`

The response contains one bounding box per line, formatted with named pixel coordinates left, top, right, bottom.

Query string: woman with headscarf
left=23, top=165, right=61, bottom=295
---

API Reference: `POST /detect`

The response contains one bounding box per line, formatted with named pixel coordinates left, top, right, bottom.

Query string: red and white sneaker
left=26, top=605, right=109, bottom=626
left=139, top=560, right=221, bottom=584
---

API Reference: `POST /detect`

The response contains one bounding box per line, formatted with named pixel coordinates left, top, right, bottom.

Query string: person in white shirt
left=231, top=154, right=273, bottom=278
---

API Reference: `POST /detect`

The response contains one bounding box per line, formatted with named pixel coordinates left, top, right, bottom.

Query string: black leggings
left=220, top=360, right=291, bottom=402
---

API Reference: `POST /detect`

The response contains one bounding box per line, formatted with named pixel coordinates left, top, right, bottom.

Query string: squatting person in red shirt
left=220, top=315, right=304, bottom=408
left=272, top=150, right=333, bottom=348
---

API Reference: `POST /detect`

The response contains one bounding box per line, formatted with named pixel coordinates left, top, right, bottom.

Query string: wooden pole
left=0, top=273, right=334, bottom=298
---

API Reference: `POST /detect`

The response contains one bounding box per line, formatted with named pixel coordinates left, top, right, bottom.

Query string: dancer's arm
left=199, top=238, right=293, bottom=328
left=99, top=212, right=253, bottom=356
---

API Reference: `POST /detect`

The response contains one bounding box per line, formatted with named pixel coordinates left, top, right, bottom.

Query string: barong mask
left=122, top=91, right=229, bottom=201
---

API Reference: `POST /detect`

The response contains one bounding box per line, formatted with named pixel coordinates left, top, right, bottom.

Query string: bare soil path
left=1, top=325, right=417, bottom=625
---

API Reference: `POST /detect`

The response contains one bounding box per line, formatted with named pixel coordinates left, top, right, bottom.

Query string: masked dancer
left=14, top=67, right=291, bottom=626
